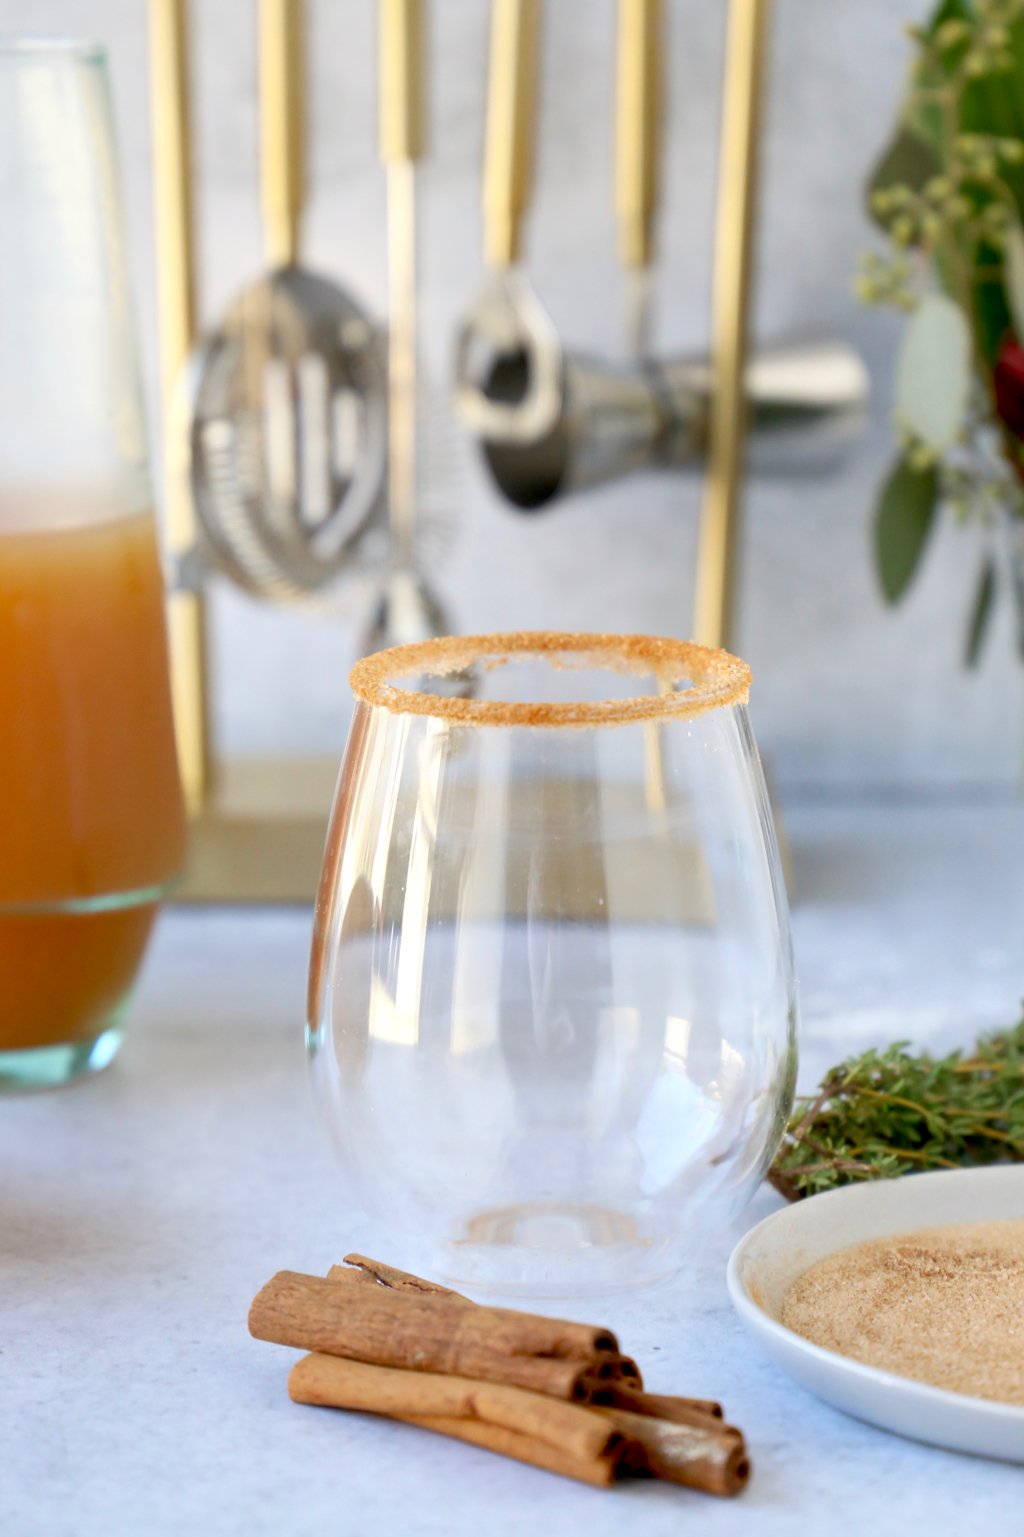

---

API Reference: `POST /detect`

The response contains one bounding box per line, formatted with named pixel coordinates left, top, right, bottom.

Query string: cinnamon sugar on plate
left=781, top=1220, right=1024, bottom=1406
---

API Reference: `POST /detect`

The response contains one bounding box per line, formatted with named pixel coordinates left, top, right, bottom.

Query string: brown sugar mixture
left=348, top=631, right=751, bottom=727
left=781, top=1220, right=1024, bottom=1406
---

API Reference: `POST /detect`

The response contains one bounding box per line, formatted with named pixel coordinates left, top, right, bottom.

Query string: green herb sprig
left=768, top=1018, right=1024, bottom=1201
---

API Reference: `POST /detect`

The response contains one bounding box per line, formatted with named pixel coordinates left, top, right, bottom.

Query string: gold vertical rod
left=385, top=162, right=418, bottom=568
left=379, top=0, right=424, bottom=569
left=379, top=0, right=425, bottom=161
left=149, top=0, right=209, bottom=812
left=693, top=0, right=771, bottom=652
left=617, top=1, right=667, bottom=808
left=615, top=0, right=661, bottom=270
left=260, top=0, right=305, bottom=267
left=483, top=0, right=541, bottom=268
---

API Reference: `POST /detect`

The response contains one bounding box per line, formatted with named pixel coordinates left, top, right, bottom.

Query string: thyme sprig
left=768, top=1018, right=1024, bottom=1201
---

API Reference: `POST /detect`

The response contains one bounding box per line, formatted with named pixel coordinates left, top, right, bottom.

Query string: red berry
left=993, top=336, right=1024, bottom=441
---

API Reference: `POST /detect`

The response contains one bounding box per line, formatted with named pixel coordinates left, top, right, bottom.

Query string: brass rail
left=693, top=0, right=771, bottom=651
left=260, top=0, right=305, bottom=267
left=149, top=0, right=209, bottom=811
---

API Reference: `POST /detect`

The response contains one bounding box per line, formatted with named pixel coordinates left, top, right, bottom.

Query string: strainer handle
left=260, top=0, right=305, bottom=266
left=615, top=0, right=662, bottom=271
left=483, top=0, right=542, bottom=268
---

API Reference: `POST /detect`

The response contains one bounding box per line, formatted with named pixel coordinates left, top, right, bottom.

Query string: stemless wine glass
left=308, top=633, right=796, bottom=1293
left=0, top=41, right=185, bottom=1089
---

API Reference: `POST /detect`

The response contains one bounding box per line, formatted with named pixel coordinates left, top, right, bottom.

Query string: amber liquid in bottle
left=0, top=500, right=186, bottom=1049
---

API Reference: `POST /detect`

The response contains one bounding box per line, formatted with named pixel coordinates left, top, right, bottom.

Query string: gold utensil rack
left=149, top=0, right=772, bottom=904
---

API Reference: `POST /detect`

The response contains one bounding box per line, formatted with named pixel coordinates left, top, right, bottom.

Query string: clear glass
left=308, top=634, right=797, bottom=1295
left=0, top=42, right=186, bottom=1090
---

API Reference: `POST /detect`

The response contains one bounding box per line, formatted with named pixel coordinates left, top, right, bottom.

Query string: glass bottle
left=0, top=41, right=186, bottom=1088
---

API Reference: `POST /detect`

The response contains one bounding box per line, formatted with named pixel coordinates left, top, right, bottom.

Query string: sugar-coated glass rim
left=349, top=631, right=752, bottom=727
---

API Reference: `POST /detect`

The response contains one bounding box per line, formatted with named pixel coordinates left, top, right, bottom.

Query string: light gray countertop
left=3, top=803, right=1023, bottom=1535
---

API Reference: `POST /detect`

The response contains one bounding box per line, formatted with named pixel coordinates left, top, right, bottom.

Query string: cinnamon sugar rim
left=349, top=632, right=751, bottom=727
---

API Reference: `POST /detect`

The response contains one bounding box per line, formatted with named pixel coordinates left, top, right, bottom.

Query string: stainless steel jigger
left=476, top=340, right=870, bottom=512
left=465, top=0, right=868, bottom=516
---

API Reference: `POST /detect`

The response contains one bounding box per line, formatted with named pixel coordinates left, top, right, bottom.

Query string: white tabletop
left=3, top=803, right=1023, bottom=1535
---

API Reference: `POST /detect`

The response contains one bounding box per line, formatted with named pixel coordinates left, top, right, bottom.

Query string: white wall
left=4, top=0, right=1019, bottom=791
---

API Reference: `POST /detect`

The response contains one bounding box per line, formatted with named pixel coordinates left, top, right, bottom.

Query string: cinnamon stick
left=250, top=1271, right=618, bottom=1397
left=581, top=1355, right=642, bottom=1386
left=596, top=1407, right=750, bottom=1497
left=335, top=1255, right=465, bottom=1301
left=330, top=1261, right=642, bottom=1389
left=397, top=1415, right=622, bottom=1487
left=589, top=1383, right=725, bottom=1428
left=288, top=1354, right=619, bottom=1463
left=287, top=1355, right=745, bottom=1495
left=253, top=1257, right=751, bottom=1494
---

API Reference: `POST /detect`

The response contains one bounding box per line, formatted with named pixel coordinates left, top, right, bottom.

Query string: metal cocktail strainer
left=191, top=269, right=386, bottom=605
left=190, top=0, right=387, bottom=610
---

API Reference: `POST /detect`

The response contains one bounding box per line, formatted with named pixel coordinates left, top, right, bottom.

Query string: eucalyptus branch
left=862, top=2, right=1024, bottom=659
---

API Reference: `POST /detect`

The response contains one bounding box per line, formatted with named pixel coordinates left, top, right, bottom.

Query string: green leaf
left=907, top=4, right=1024, bottom=218
left=874, top=455, right=939, bottom=603
left=958, top=15, right=1024, bottom=193
left=866, top=127, right=938, bottom=234
left=1004, top=222, right=1024, bottom=337
left=896, top=292, right=971, bottom=448
left=964, top=555, right=997, bottom=667
left=974, top=237, right=1013, bottom=365
left=906, top=0, right=970, bottom=157
left=924, top=0, right=971, bottom=47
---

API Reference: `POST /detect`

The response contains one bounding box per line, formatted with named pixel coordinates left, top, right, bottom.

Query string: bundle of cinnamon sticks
left=248, top=1254, right=750, bottom=1496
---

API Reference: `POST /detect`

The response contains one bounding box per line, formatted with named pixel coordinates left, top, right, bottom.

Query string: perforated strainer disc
left=190, top=266, right=387, bottom=608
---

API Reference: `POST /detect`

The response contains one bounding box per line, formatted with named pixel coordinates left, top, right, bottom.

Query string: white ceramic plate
left=727, top=1166, right=1024, bottom=1462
